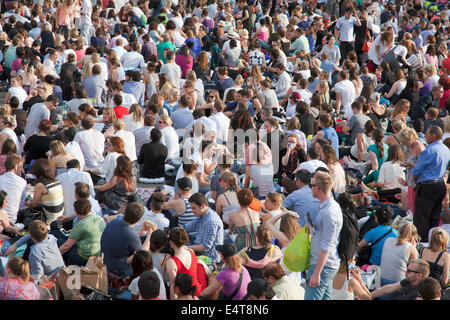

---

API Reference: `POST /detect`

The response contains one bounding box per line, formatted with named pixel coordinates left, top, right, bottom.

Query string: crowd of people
left=0, top=0, right=449, bottom=301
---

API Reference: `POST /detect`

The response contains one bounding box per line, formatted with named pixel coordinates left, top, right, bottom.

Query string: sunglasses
left=309, top=183, right=317, bottom=188
left=406, top=268, right=420, bottom=274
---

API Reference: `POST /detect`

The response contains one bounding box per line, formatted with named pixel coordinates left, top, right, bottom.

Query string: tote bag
left=283, top=227, right=311, bottom=272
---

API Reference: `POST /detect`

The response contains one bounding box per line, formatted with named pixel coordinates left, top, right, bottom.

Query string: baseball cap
left=176, top=177, right=192, bottom=192
left=290, top=91, right=301, bottom=102
left=215, top=242, right=237, bottom=259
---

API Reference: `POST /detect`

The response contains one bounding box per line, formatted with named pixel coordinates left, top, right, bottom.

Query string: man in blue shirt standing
left=411, top=126, right=450, bottom=242
left=184, top=193, right=224, bottom=263
left=305, top=171, right=343, bottom=300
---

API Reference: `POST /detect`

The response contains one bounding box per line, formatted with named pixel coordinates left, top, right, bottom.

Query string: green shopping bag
left=283, top=227, right=311, bottom=272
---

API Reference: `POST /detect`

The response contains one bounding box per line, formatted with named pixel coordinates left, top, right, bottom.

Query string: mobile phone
left=60, top=228, right=69, bottom=237
left=348, top=263, right=356, bottom=270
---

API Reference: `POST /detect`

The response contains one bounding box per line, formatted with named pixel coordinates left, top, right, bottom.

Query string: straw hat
left=239, top=29, right=249, bottom=39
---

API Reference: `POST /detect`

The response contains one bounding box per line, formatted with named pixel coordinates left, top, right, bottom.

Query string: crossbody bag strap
left=227, top=269, right=243, bottom=300
left=370, top=227, right=394, bottom=247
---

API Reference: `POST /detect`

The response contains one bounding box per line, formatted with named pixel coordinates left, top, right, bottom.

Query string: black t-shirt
left=23, top=135, right=54, bottom=164
left=392, top=279, right=419, bottom=300
left=245, top=247, right=270, bottom=280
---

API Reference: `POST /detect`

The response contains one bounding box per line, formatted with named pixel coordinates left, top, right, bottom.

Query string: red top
left=170, top=249, right=202, bottom=296
left=114, top=106, right=129, bottom=119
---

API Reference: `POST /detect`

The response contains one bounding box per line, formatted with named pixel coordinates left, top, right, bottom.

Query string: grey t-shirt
left=261, top=89, right=280, bottom=109
left=24, top=102, right=51, bottom=137
left=346, top=113, right=371, bottom=144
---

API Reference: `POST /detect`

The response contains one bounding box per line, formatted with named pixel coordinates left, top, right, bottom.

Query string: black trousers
left=413, top=181, right=446, bottom=242
left=339, top=41, right=355, bottom=65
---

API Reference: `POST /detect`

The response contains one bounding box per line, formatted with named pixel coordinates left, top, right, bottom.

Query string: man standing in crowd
left=411, top=126, right=450, bottom=242
left=305, top=171, right=343, bottom=300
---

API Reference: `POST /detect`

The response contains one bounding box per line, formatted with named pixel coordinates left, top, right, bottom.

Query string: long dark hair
left=130, top=250, right=153, bottom=281
left=372, top=127, right=385, bottom=158
left=113, top=155, right=135, bottom=192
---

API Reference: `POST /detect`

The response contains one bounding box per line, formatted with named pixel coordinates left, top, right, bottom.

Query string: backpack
left=337, top=209, right=359, bottom=278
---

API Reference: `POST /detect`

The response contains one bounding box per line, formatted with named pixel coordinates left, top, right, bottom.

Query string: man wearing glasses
left=304, top=171, right=343, bottom=300
left=371, top=259, right=430, bottom=300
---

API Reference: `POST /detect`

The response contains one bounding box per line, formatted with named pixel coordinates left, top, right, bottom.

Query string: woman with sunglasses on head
left=215, top=172, right=241, bottom=227
left=279, top=134, right=307, bottom=181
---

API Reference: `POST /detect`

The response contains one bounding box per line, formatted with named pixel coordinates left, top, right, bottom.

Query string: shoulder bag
left=357, top=227, right=393, bottom=267
left=361, top=25, right=372, bottom=52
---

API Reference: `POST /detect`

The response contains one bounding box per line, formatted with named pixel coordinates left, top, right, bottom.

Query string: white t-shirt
left=335, top=80, right=356, bottom=118
left=8, top=86, right=27, bottom=109
left=377, top=161, right=405, bottom=190
left=368, top=34, right=394, bottom=65
left=129, top=268, right=167, bottom=299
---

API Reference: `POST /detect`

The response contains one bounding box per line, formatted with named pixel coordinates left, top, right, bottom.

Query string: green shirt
left=69, top=214, right=106, bottom=260
left=4, top=46, right=17, bottom=69
left=157, top=41, right=176, bottom=63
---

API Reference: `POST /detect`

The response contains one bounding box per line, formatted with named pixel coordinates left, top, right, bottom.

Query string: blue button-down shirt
left=310, top=198, right=343, bottom=270
left=14, top=234, right=65, bottom=276
left=184, top=208, right=224, bottom=263
left=411, top=140, right=450, bottom=183
left=282, top=186, right=320, bottom=227
left=123, top=81, right=146, bottom=107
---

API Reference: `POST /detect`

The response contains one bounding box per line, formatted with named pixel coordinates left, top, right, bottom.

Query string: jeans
left=304, top=265, right=339, bottom=300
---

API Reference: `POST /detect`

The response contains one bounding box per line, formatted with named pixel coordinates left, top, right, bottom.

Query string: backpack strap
left=370, top=227, right=394, bottom=247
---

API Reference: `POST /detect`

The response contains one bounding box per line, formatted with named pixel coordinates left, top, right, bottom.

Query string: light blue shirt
left=411, top=140, right=450, bottom=183
left=15, top=234, right=65, bottom=276
left=282, top=186, right=320, bottom=227
left=310, top=198, right=343, bottom=270
left=171, top=107, right=194, bottom=133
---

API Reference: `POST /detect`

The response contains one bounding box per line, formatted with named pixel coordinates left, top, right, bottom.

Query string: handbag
left=283, top=226, right=311, bottom=272
left=357, top=227, right=393, bottom=267
left=361, top=26, right=372, bottom=52
left=16, top=207, right=46, bottom=229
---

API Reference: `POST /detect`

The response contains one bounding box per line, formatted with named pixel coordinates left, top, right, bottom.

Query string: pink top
left=11, top=58, right=22, bottom=72
left=175, top=54, right=193, bottom=79
left=57, top=5, right=72, bottom=26
left=425, top=54, right=438, bottom=70
left=256, top=30, right=269, bottom=42
left=0, top=277, right=40, bottom=300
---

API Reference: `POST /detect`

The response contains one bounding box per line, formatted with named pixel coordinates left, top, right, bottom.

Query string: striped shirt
left=177, top=196, right=195, bottom=227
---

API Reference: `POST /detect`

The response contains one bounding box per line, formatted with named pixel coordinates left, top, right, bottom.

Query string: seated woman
left=332, top=259, right=371, bottom=300
left=357, top=206, right=398, bottom=266
left=373, top=144, right=406, bottom=203
left=166, top=227, right=202, bottom=300
left=259, top=192, right=285, bottom=227
left=362, top=128, right=389, bottom=185
left=279, top=134, right=307, bottom=181
left=0, top=139, right=18, bottom=175
left=385, top=119, right=406, bottom=147
left=200, top=242, right=251, bottom=300
left=347, top=120, right=375, bottom=162
left=419, top=227, right=450, bottom=287
left=386, top=99, right=410, bottom=134
left=215, top=172, right=241, bottom=226
left=48, top=140, right=74, bottom=178
left=95, top=107, right=116, bottom=139
left=137, top=128, right=168, bottom=179
left=26, top=159, right=65, bottom=224
left=58, top=198, right=106, bottom=266
left=0, top=256, right=40, bottom=300
left=87, top=136, right=126, bottom=184
left=311, top=113, right=339, bottom=159
left=228, top=189, right=261, bottom=252
left=316, top=141, right=346, bottom=195
left=23, top=120, right=54, bottom=169
left=244, top=142, right=275, bottom=200
left=94, top=155, right=136, bottom=213
left=238, top=225, right=282, bottom=280
left=123, top=104, right=144, bottom=132
left=0, top=191, right=19, bottom=238
left=164, top=177, right=195, bottom=229
left=383, top=69, right=407, bottom=103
